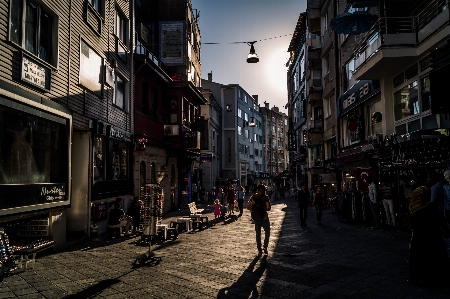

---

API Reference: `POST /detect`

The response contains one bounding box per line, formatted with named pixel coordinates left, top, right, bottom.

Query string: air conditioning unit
left=164, top=125, right=179, bottom=136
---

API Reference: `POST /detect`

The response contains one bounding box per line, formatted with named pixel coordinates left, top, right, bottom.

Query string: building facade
left=0, top=0, right=134, bottom=249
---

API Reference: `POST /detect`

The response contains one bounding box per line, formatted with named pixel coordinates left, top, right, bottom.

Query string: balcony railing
left=135, top=40, right=167, bottom=71
left=309, top=118, right=323, bottom=132
left=354, top=1, right=450, bottom=71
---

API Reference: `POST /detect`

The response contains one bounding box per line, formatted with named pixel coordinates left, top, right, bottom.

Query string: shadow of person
left=216, top=255, right=267, bottom=298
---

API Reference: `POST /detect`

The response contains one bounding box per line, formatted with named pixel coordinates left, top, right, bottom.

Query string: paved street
left=1, top=196, right=449, bottom=299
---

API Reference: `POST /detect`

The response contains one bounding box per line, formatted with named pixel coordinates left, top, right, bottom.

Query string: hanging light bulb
left=247, top=41, right=259, bottom=63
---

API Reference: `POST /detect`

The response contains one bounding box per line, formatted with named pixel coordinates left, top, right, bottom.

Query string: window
left=244, top=95, right=247, bottom=103
left=151, top=87, right=158, bottom=118
left=115, top=7, right=128, bottom=62
left=245, top=129, right=249, bottom=138
left=244, top=113, right=248, bottom=122
left=94, top=137, right=105, bottom=181
left=10, top=0, right=56, bottom=65
left=312, top=69, right=322, bottom=87
left=141, top=80, right=149, bottom=115
left=79, top=39, right=103, bottom=94
left=111, top=140, right=128, bottom=180
left=238, top=126, right=242, bottom=135
left=421, top=75, right=431, bottom=112
left=324, top=97, right=331, bottom=118
left=394, top=81, right=419, bottom=121
left=113, top=73, right=127, bottom=110
left=238, top=108, right=242, bottom=118
left=89, top=0, right=101, bottom=13
left=254, top=133, right=258, bottom=142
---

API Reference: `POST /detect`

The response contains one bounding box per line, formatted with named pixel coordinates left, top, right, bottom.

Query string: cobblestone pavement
left=1, top=196, right=450, bottom=299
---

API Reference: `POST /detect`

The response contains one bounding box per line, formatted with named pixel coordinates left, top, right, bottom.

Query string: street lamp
left=247, top=41, right=259, bottom=63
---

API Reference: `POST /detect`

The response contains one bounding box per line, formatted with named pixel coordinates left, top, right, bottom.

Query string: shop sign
left=109, top=127, right=124, bottom=139
left=338, top=80, right=380, bottom=116
left=38, top=184, right=66, bottom=202
left=288, top=131, right=297, bottom=152
left=200, top=153, right=212, bottom=162
left=21, top=52, right=51, bottom=92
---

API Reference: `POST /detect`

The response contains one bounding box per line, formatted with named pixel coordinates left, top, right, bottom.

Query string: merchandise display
left=140, top=184, right=163, bottom=238
left=0, top=231, right=15, bottom=279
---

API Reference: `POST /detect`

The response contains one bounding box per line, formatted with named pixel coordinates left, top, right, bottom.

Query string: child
left=213, top=199, right=222, bottom=219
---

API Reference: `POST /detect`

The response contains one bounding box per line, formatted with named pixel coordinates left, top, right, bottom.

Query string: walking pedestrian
left=226, top=185, right=236, bottom=215
left=247, top=184, right=271, bottom=256
left=312, top=186, right=324, bottom=225
left=213, top=199, right=222, bottom=219
left=381, top=180, right=396, bottom=229
left=367, top=176, right=381, bottom=230
left=296, top=183, right=309, bottom=227
left=126, top=197, right=143, bottom=235
left=236, top=186, right=245, bottom=216
left=408, top=185, right=450, bottom=286
left=216, top=188, right=227, bottom=218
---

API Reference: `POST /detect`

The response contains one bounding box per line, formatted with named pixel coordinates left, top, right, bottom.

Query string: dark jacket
left=296, top=189, right=309, bottom=207
left=250, top=194, right=271, bottom=221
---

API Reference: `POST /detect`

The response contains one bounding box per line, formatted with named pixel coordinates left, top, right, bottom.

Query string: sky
left=191, top=0, right=307, bottom=113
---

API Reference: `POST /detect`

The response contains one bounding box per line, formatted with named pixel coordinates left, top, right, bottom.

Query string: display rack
left=140, top=184, right=163, bottom=237
left=134, top=184, right=163, bottom=265
left=0, top=231, right=15, bottom=280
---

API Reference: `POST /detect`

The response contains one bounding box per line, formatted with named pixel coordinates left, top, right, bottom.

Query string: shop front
left=377, top=130, right=450, bottom=229
left=89, top=120, right=134, bottom=235
left=0, top=94, right=72, bottom=251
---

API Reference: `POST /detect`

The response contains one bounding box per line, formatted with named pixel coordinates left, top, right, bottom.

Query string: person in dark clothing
left=313, top=186, right=324, bottom=225
left=126, top=198, right=143, bottom=235
left=236, top=186, right=245, bottom=217
left=408, top=186, right=450, bottom=286
left=247, top=184, right=271, bottom=256
left=296, top=183, right=309, bottom=227
left=108, top=202, right=130, bottom=236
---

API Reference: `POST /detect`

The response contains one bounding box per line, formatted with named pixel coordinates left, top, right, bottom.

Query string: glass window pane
left=25, top=0, right=38, bottom=55
left=0, top=104, right=67, bottom=184
left=10, top=0, right=23, bottom=45
left=39, top=11, right=53, bottom=63
left=421, top=76, right=431, bottom=112
left=408, top=119, right=420, bottom=132
left=422, top=115, right=438, bottom=130
left=111, top=141, right=128, bottom=180
left=94, top=137, right=105, bottom=181
left=395, top=124, right=407, bottom=135
left=115, top=75, right=125, bottom=109
left=394, top=81, right=419, bottom=121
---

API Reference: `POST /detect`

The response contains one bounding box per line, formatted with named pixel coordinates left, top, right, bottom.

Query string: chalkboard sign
left=92, top=202, right=108, bottom=222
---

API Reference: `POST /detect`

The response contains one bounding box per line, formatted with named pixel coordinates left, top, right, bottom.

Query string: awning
left=336, top=145, right=366, bottom=166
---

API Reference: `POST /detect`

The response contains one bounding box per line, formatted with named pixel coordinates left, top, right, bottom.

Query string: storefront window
left=0, top=98, right=69, bottom=215
left=421, top=76, right=431, bottom=112
left=394, top=81, right=419, bottom=121
left=93, top=137, right=105, bottom=181
left=0, top=104, right=67, bottom=184
left=111, top=141, right=128, bottom=180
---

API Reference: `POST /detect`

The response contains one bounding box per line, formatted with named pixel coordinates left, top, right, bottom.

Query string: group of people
left=213, top=185, right=246, bottom=218
left=107, top=197, right=143, bottom=236
left=366, top=173, right=450, bottom=287
left=295, top=184, right=326, bottom=227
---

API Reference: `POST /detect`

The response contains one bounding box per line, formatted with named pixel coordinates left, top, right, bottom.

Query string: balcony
left=309, top=118, right=323, bottom=133
left=354, top=1, right=450, bottom=79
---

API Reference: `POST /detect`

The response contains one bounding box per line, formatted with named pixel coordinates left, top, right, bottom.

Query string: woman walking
left=216, top=188, right=227, bottom=218
left=313, top=186, right=324, bottom=225
left=226, top=185, right=236, bottom=215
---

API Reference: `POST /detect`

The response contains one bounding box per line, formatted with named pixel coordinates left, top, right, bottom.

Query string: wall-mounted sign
left=160, top=22, right=184, bottom=65
left=288, top=131, right=297, bottom=152
left=106, top=125, right=131, bottom=142
left=337, top=80, right=380, bottom=117
left=200, top=153, right=213, bottom=162
left=92, top=202, right=107, bottom=222
left=21, top=52, right=51, bottom=92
